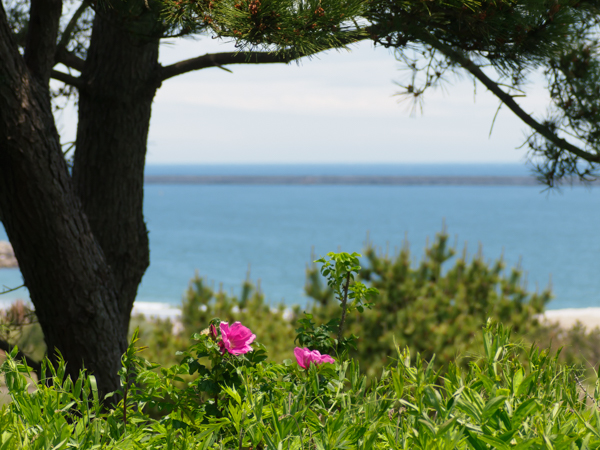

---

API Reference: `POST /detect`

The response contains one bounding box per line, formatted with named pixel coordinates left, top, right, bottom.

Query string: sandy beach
left=2, top=300, right=600, bottom=331
left=539, top=308, right=600, bottom=331
left=129, top=302, right=600, bottom=331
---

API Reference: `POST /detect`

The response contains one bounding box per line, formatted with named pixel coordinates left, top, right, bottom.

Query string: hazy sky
left=55, top=37, right=550, bottom=164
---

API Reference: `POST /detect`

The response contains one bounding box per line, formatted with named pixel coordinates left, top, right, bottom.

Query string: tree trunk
left=73, top=11, right=160, bottom=335
left=0, top=3, right=125, bottom=397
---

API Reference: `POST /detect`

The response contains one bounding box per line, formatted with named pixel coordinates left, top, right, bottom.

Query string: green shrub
left=178, top=276, right=300, bottom=365
left=3, top=230, right=600, bottom=394
left=305, top=231, right=553, bottom=377
left=1, top=319, right=600, bottom=449
left=136, top=230, right=600, bottom=381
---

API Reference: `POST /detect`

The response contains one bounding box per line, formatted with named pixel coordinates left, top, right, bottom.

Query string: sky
left=55, top=36, right=551, bottom=165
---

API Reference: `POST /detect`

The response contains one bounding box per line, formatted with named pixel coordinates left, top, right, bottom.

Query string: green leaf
left=512, top=440, right=537, bottom=450
left=0, top=432, right=13, bottom=450
left=465, top=430, right=488, bottom=450
left=391, top=370, right=404, bottom=398
left=512, top=368, right=524, bottom=394
left=512, top=398, right=540, bottom=426
left=418, top=417, right=437, bottom=437
left=478, top=435, right=511, bottom=450
left=221, top=384, right=242, bottom=405
left=457, top=395, right=482, bottom=422
left=424, top=385, right=443, bottom=414
left=50, top=438, right=68, bottom=450
left=436, top=417, right=458, bottom=437
left=516, top=373, right=536, bottom=397
left=482, top=396, right=507, bottom=422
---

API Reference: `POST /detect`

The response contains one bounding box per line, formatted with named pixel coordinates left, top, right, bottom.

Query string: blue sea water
left=1, top=164, right=599, bottom=311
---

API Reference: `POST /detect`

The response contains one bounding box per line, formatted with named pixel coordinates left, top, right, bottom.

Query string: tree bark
left=73, top=11, right=160, bottom=335
left=0, top=3, right=125, bottom=398
left=24, top=0, right=63, bottom=85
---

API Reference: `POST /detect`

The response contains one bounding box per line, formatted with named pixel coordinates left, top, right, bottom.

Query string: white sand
left=131, top=303, right=600, bottom=332
left=540, top=308, right=600, bottom=331
left=3, top=301, right=600, bottom=331
left=132, top=302, right=182, bottom=321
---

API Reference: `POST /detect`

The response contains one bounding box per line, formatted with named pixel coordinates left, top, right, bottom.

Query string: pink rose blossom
left=219, top=322, right=256, bottom=355
left=294, top=347, right=335, bottom=369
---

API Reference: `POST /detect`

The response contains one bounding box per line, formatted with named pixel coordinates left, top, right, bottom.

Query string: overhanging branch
left=158, top=26, right=366, bottom=82
left=55, top=49, right=85, bottom=72
left=55, top=0, right=90, bottom=58
left=160, top=51, right=296, bottom=81
left=418, top=32, right=600, bottom=164
left=51, top=69, right=82, bottom=88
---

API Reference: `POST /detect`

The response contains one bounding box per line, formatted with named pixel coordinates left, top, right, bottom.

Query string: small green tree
left=305, top=231, right=551, bottom=376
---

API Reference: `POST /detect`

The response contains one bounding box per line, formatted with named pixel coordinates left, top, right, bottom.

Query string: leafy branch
left=296, top=252, right=378, bottom=354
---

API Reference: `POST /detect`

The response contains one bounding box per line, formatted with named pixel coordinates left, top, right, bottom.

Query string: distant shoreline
left=127, top=303, right=600, bottom=332
left=2, top=300, right=600, bottom=330
left=129, top=304, right=600, bottom=332
left=144, top=175, right=600, bottom=186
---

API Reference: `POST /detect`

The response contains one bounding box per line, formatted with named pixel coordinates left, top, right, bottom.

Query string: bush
left=1, top=318, right=600, bottom=449
left=3, top=230, right=600, bottom=392
left=2, top=249, right=600, bottom=448
left=178, top=276, right=300, bottom=366
left=137, top=230, right=600, bottom=381
left=305, top=230, right=552, bottom=376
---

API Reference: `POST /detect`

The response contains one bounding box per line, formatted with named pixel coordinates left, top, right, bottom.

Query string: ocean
left=1, top=163, right=599, bottom=312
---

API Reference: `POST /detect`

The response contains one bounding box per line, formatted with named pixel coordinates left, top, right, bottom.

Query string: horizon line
left=145, top=161, right=528, bottom=165
left=144, top=175, right=599, bottom=186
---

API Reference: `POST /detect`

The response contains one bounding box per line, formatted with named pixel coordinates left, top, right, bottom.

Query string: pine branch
left=55, top=0, right=90, bottom=59
left=419, top=31, right=600, bottom=165
left=55, top=49, right=85, bottom=72
left=159, top=51, right=296, bottom=81
left=51, top=69, right=82, bottom=88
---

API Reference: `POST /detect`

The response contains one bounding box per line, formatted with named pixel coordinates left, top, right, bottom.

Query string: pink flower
left=294, top=347, right=335, bottom=369
left=219, top=322, right=256, bottom=355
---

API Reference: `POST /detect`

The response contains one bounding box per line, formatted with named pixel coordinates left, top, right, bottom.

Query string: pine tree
left=169, top=0, right=600, bottom=185
left=0, top=0, right=356, bottom=397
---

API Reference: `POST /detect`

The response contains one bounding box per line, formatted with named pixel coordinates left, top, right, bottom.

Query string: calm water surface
left=1, top=164, right=598, bottom=310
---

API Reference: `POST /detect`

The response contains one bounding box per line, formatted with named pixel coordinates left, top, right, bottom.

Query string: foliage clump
left=1, top=246, right=600, bottom=448
left=2, top=317, right=600, bottom=448
left=161, top=0, right=366, bottom=58
left=305, top=230, right=551, bottom=376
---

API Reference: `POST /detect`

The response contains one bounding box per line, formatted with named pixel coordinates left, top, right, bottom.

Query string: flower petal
left=220, top=321, right=255, bottom=355
left=294, top=347, right=310, bottom=369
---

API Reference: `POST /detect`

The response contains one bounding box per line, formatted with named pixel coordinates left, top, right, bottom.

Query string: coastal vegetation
left=1, top=0, right=599, bottom=396
left=2, top=250, right=600, bottom=448
left=3, top=231, right=599, bottom=384
left=1, top=0, right=599, bottom=445
left=129, top=231, right=600, bottom=382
